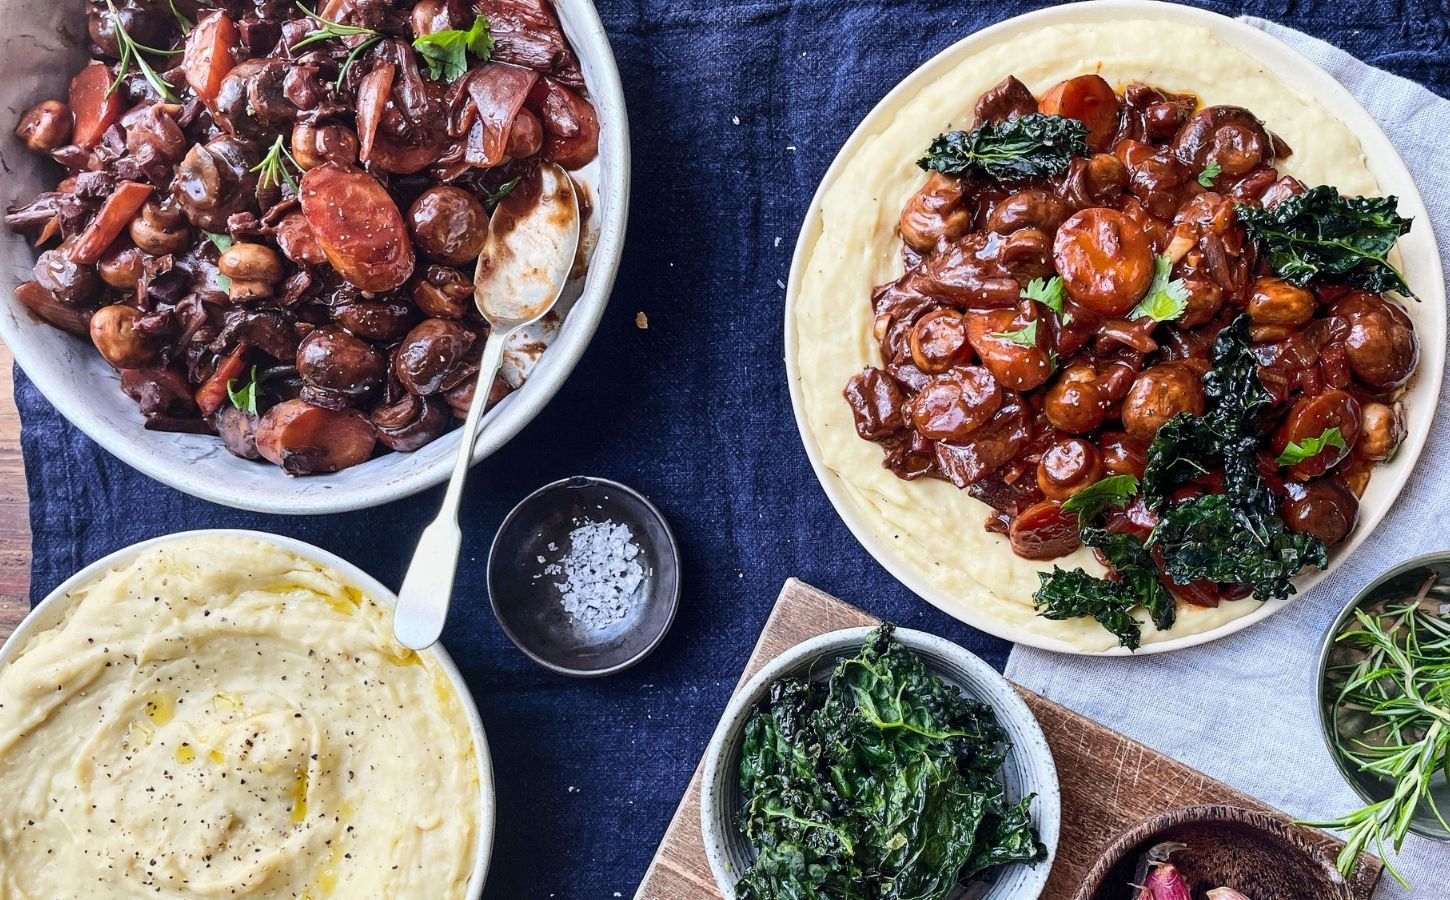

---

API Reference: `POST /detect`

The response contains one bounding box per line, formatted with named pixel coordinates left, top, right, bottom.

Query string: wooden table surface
left=0, top=344, right=31, bottom=642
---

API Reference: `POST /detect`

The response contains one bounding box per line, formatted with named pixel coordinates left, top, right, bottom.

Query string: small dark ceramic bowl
left=488, top=476, right=680, bottom=677
left=1074, top=805, right=1354, bottom=900
left=1316, top=552, right=1450, bottom=843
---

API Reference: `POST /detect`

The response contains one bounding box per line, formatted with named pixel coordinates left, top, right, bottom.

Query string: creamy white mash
left=0, top=536, right=480, bottom=898
left=791, top=20, right=1380, bottom=651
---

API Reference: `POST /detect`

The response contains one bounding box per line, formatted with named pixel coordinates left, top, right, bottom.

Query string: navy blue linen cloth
left=15, top=0, right=1450, bottom=895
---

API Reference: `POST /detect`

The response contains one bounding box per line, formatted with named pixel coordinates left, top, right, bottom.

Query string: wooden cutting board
left=0, top=344, right=31, bottom=641
left=635, top=578, right=1381, bottom=900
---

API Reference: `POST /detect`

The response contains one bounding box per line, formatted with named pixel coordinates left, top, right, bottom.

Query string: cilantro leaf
left=1060, top=474, right=1140, bottom=523
left=1276, top=426, right=1347, bottom=466
left=205, top=231, right=233, bottom=252
left=1020, top=276, right=1065, bottom=314
left=1198, top=161, right=1222, bottom=188
left=412, top=15, right=494, bottom=81
left=1129, top=254, right=1189, bottom=323
left=226, top=366, right=261, bottom=415
left=989, top=320, right=1038, bottom=347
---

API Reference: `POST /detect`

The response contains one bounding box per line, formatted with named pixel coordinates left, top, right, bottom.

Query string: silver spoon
left=394, top=162, right=581, bottom=650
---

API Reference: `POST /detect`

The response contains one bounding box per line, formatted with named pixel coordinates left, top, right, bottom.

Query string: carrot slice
left=195, top=343, right=250, bottom=417
left=182, top=12, right=238, bottom=106
left=70, top=62, right=124, bottom=150
left=67, top=182, right=154, bottom=265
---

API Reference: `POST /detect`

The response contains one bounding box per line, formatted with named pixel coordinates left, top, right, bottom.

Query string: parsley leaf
left=1060, top=474, right=1140, bottom=523
left=226, top=366, right=261, bottom=415
left=1237, top=184, right=1414, bottom=297
left=412, top=15, right=494, bottom=81
left=1198, top=161, right=1222, bottom=188
left=1130, top=254, right=1190, bottom=323
left=989, top=320, right=1038, bottom=347
left=1276, top=426, right=1347, bottom=466
left=919, top=114, right=1089, bottom=181
left=1020, top=276, right=1065, bottom=314
left=205, top=231, right=233, bottom=252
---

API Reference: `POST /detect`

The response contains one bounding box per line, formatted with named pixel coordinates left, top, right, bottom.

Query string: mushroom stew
left=844, top=74, right=1419, bottom=645
left=5, top=0, right=598, bottom=475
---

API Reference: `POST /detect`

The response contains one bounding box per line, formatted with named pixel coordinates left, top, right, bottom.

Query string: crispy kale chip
left=919, top=113, right=1089, bottom=181
left=1151, top=494, right=1328, bottom=601
left=1033, top=567, right=1145, bottom=650
left=735, top=626, right=1046, bottom=899
left=1238, top=185, right=1414, bottom=297
left=1086, top=528, right=1177, bottom=633
left=1034, top=524, right=1176, bottom=652
left=1143, top=318, right=1274, bottom=506
left=1141, top=317, right=1327, bottom=601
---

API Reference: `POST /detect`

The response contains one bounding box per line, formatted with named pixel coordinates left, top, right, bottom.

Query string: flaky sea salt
left=547, top=519, right=645, bottom=630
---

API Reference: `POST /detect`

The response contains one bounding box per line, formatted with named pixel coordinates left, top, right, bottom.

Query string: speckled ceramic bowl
left=699, top=626, right=1059, bottom=899
left=0, top=0, right=629, bottom=514
left=0, top=530, right=496, bottom=897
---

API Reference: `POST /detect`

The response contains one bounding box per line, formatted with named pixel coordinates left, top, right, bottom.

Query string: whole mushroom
left=393, top=319, right=477, bottom=396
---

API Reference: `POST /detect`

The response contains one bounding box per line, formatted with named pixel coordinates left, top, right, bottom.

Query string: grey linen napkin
left=1005, top=18, right=1450, bottom=897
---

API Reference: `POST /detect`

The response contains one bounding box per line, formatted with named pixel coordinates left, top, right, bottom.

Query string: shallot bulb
left=1137, top=862, right=1191, bottom=900
left=1132, top=842, right=1191, bottom=900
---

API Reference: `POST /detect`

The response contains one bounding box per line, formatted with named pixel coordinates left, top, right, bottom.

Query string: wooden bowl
left=1073, top=805, right=1354, bottom=900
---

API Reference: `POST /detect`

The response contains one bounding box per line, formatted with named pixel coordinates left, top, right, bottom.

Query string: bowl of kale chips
left=700, top=624, right=1059, bottom=899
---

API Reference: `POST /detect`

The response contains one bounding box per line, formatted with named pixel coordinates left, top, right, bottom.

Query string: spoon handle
left=394, top=328, right=511, bottom=650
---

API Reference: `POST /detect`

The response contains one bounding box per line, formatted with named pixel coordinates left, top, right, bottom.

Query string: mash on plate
left=0, top=536, right=479, bottom=899
left=791, top=19, right=1381, bottom=651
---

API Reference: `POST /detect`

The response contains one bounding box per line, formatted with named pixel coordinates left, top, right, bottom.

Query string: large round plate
left=0, top=0, right=630, bottom=514
left=0, top=529, right=497, bottom=896
left=784, top=0, right=1445, bottom=654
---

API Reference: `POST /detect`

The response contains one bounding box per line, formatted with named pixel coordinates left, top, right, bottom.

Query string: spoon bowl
left=394, top=162, right=582, bottom=651
left=476, top=164, right=582, bottom=325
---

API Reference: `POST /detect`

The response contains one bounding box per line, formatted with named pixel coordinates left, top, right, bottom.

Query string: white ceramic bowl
left=0, top=0, right=630, bottom=514
left=699, top=627, right=1060, bottom=898
left=784, top=0, right=1446, bottom=654
left=0, top=529, right=497, bottom=896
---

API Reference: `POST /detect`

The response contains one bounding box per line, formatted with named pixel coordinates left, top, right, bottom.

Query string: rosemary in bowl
left=1307, top=565, right=1450, bottom=886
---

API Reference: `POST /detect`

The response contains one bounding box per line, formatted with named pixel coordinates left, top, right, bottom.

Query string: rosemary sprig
left=290, top=2, right=383, bottom=88
left=105, top=0, right=182, bottom=101
left=484, top=177, right=519, bottom=213
left=1301, top=585, right=1450, bottom=888
left=251, top=136, right=303, bottom=192
left=168, top=0, right=193, bottom=34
